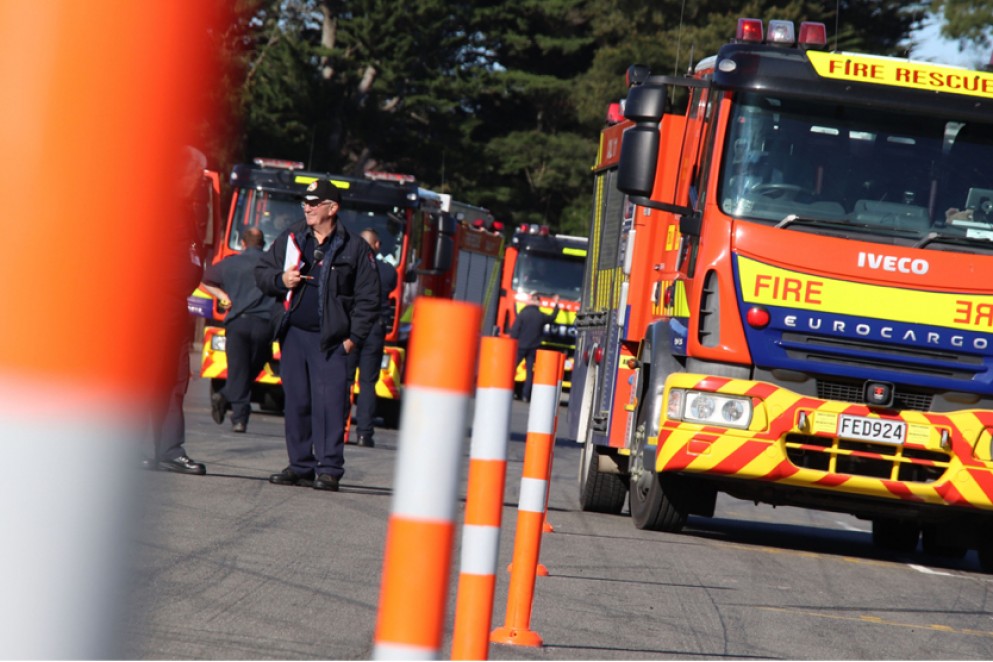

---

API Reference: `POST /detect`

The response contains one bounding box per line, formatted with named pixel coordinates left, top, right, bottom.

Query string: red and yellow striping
left=651, top=373, right=993, bottom=510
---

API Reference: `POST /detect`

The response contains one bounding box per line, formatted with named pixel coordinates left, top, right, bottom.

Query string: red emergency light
left=605, top=102, right=624, bottom=125
left=746, top=306, right=771, bottom=329
left=798, top=22, right=828, bottom=48
left=736, top=18, right=763, bottom=43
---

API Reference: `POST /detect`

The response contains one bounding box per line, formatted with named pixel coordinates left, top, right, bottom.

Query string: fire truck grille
left=781, top=332, right=981, bottom=381
left=784, top=434, right=950, bottom=483
left=816, top=379, right=933, bottom=411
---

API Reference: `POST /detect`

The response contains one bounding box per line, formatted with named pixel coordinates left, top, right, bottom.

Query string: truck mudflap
left=652, top=373, right=993, bottom=511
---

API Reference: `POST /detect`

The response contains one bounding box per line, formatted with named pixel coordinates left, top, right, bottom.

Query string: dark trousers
left=516, top=346, right=538, bottom=401
left=346, top=323, right=385, bottom=438
left=152, top=336, right=191, bottom=461
left=280, top=325, right=349, bottom=479
left=221, top=315, right=272, bottom=425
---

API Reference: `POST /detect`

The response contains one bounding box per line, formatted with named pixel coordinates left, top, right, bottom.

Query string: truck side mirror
left=617, top=83, right=668, bottom=198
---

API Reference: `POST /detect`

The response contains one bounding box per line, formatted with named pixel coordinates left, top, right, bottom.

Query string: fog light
left=210, top=335, right=227, bottom=352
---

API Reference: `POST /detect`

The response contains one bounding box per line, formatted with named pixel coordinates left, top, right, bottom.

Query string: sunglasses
left=301, top=199, right=333, bottom=208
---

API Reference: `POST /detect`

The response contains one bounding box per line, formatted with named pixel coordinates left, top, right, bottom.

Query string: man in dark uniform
left=255, top=179, right=380, bottom=491
left=201, top=227, right=275, bottom=433
left=510, top=292, right=560, bottom=402
left=145, top=145, right=209, bottom=475
left=346, top=228, right=398, bottom=448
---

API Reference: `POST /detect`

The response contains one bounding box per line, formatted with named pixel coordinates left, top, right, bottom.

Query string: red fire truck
left=197, top=159, right=503, bottom=426
left=496, top=225, right=587, bottom=392
left=568, top=18, right=993, bottom=568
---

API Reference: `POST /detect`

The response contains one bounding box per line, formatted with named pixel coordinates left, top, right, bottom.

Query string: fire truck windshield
left=719, top=93, right=993, bottom=248
left=230, top=190, right=404, bottom=265
left=512, top=252, right=584, bottom=299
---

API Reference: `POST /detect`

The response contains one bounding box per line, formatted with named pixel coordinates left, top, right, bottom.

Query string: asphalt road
left=122, top=354, right=993, bottom=660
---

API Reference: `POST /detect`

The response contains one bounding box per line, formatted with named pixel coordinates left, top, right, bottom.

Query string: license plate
left=837, top=414, right=906, bottom=445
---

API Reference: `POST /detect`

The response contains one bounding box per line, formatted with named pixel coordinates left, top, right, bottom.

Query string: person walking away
left=144, top=145, right=210, bottom=475
left=255, top=179, right=380, bottom=491
left=509, top=293, right=560, bottom=402
left=346, top=228, right=398, bottom=447
left=201, top=227, right=276, bottom=433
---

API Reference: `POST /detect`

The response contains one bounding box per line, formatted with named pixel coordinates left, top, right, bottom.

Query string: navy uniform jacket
left=255, top=220, right=380, bottom=353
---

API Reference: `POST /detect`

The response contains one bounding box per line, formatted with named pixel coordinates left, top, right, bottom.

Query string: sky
left=909, top=16, right=989, bottom=68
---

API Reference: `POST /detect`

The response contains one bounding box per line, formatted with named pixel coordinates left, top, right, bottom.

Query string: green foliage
left=203, top=0, right=932, bottom=234
left=931, top=0, right=993, bottom=51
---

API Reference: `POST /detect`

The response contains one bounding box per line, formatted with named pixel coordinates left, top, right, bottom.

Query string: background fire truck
left=496, top=225, right=587, bottom=394
left=197, top=158, right=503, bottom=427
left=568, top=18, right=993, bottom=569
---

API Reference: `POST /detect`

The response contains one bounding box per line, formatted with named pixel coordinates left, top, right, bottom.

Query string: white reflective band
left=459, top=524, right=501, bottom=575
left=392, top=387, right=469, bottom=521
left=526, top=383, right=558, bottom=434
left=470, top=387, right=513, bottom=460
left=373, top=642, right=436, bottom=660
left=518, top=476, right=547, bottom=513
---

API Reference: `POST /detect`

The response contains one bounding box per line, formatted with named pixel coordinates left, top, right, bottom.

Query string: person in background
left=509, top=292, right=560, bottom=402
left=255, top=180, right=380, bottom=492
left=144, top=145, right=209, bottom=475
left=201, top=227, right=276, bottom=433
left=346, top=228, right=398, bottom=448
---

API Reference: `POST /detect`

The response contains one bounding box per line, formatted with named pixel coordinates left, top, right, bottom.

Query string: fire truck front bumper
left=651, top=373, right=993, bottom=512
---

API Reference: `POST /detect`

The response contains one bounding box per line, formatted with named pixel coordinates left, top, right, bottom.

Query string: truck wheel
left=871, top=519, right=919, bottom=552
left=377, top=398, right=401, bottom=429
left=978, top=533, right=993, bottom=573
left=578, top=436, right=627, bottom=514
left=629, top=452, right=689, bottom=533
left=259, top=388, right=284, bottom=414
left=921, top=525, right=967, bottom=559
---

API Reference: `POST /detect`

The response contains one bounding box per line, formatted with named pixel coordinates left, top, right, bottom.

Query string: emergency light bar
left=365, top=171, right=416, bottom=183
left=253, top=157, right=305, bottom=170
left=517, top=224, right=551, bottom=236
left=735, top=18, right=827, bottom=49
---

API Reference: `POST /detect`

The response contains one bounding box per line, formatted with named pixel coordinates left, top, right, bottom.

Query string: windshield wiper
left=776, top=214, right=872, bottom=230
left=914, top=230, right=993, bottom=249
left=776, top=214, right=920, bottom=236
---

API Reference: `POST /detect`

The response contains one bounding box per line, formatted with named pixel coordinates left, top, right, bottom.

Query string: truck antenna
left=834, top=0, right=840, bottom=51
left=673, top=0, right=687, bottom=76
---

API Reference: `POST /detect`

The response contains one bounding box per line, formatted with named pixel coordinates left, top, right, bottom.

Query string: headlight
left=669, top=389, right=753, bottom=429
left=380, top=354, right=391, bottom=370
left=210, top=335, right=226, bottom=352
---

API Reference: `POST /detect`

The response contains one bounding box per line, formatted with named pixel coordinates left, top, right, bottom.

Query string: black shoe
left=232, top=421, right=246, bottom=433
left=269, top=466, right=314, bottom=487
left=158, top=455, right=206, bottom=475
left=211, top=392, right=229, bottom=425
left=356, top=435, right=375, bottom=448
left=313, top=474, right=340, bottom=491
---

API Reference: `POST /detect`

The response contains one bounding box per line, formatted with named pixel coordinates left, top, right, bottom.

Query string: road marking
left=908, top=563, right=954, bottom=576
left=759, top=606, right=993, bottom=639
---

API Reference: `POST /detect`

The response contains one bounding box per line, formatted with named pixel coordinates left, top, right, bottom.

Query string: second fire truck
left=197, top=159, right=503, bottom=426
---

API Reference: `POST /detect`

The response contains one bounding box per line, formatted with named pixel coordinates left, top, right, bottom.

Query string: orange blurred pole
left=373, top=299, right=482, bottom=660
left=490, top=350, right=565, bottom=648
left=450, top=336, right=517, bottom=661
left=0, top=2, right=224, bottom=657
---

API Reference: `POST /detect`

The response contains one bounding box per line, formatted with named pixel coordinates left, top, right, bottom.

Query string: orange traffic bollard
left=372, top=299, right=482, bottom=660
left=541, top=353, right=566, bottom=535
left=450, top=336, right=517, bottom=661
left=490, top=350, right=566, bottom=648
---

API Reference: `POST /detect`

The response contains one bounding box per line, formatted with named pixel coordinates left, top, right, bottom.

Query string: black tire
left=377, top=398, right=402, bottom=429
left=871, top=519, right=920, bottom=552
left=259, top=388, right=284, bottom=414
left=630, top=469, right=692, bottom=532
left=921, top=525, right=967, bottom=559
left=578, top=436, right=627, bottom=514
left=978, top=534, right=993, bottom=573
